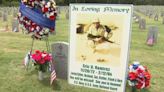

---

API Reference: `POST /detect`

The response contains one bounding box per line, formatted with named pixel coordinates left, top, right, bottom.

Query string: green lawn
left=0, top=9, right=164, bottom=92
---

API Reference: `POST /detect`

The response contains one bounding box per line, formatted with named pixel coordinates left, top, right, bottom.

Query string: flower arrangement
left=31, top=50, right=52, bottom=72
left=128, top=62, right=151, bottom=90
left=18, top=0, right=57, bottom=39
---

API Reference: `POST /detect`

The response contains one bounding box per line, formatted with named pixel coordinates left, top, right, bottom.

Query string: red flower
left=32, top=54, right=41, bottom=61
left=42, top=6, right=49, bottom=13
left=32, top=50, right=42, bottom=64
left=49, top=15, right=55, bottom=20
left=31, top=50, right=52, bottom=64
left=35, top=50, right=41, bottom=54
left=39, top=59, right=46, bottom=64
left=129, top=72, right=137, bottom=80
left=44, top=54, right=52, bottom=62
left=136, top=82, right=145, bottom=89
left=144, top=71, right=151, bottom=80
left=145, top=80, right=150, bottom=88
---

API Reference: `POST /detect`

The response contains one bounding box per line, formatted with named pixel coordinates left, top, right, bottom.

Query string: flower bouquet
left=31, top=50, right=52, bottom=80
left=128, top=62, right=151, bottom=91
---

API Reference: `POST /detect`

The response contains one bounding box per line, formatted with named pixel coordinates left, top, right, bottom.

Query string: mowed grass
left=0, top=9, right=164, bottom=92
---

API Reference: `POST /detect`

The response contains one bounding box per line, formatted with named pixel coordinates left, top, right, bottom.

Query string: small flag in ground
left=23, top=51, right=31, bottom=67
left=50, top=61, right=56, bottom=85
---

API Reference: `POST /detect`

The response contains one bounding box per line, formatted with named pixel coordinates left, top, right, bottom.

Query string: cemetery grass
left=0, top=11, right=164, bottom=92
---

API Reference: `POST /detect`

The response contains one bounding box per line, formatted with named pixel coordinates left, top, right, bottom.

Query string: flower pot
left=38, top=71, right=44, bottom=80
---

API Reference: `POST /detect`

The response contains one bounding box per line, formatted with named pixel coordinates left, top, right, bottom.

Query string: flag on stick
left=50, top=60, right=56, bottom=85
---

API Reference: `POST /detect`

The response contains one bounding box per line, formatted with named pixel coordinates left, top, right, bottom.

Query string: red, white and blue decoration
left=18, top=0, right=57, bottom=39
left=128, top=62, right=151, bottom=89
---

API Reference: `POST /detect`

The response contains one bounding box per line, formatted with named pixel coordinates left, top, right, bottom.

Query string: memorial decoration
left=19, top=0, right=57, bottom=84
left=128, top=62, right=151, bottom=91
left=18, top=0, right=57, bottom=39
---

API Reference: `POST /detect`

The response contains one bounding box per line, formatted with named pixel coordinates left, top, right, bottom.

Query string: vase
left=38, top=71, right=44, bottom=80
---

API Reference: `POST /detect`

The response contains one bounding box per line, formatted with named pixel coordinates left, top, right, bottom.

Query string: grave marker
left=147, top=26, right=158, bottom=46
left=12, top=18, right=19, bottom=32
left=154, top=14, right=159, bottom=21
left=2, top=12, right=7, bottom=22
left=139, top=18, right=146, bottom=30
left=51, top=42, right=69, bottom=79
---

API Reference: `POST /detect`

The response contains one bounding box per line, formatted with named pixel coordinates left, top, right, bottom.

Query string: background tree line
left=0, top=0, right=164, bottom=6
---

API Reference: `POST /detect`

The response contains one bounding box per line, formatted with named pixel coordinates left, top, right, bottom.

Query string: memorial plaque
left=69, top=4, right=133, bottom=92
left=51, top=42, right=69, bottom=79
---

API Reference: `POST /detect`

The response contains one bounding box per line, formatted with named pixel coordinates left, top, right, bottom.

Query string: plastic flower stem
left=132, top=86, right=136, bottom=92
left=141, top=88, right=146, bottom=92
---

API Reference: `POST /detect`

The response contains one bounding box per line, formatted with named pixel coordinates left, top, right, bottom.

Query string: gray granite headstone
left=3, top=12, right=7, bottom=22
left=0, top=12, right=2, bottom=18
left=154, top=14, right=158, bottom=21
left=13, top=9, right=18, bottom=17
left=51, top=42, right=69, bottom=80
left=57, top=7, right=61, bottom=14
left=139, top=18, right=146, bottom=30
left=65, top=10, right=69, bottom=20
left=134, top=16, right=140, bottom=23
left=161, top=12, right=164, bottom=17
left=147, top=26, right=158, bottom=44
left=12, top=18, right=19, bottom=32
left=149, top=13, right=153, bottom=18
left=5, top=24, right=9, bottom=31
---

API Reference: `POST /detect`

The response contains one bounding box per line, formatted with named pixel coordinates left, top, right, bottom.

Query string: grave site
left=0, top=1, right=164, bottom=92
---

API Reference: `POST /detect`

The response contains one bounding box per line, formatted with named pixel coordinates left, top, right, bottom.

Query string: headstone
left=57, top=7, right=61, bottom=14
left=146, top=10, right=149, bottom=16
left=161, top=12, right=164, bottom=17
left=13, top=9, right=18, bottom=17
left=12, top=18, right=19, bottom=32
left=65, top=10, right=69, bottom=20
left=51, top=42, right=69, bottom=79
left=147, top=26, right=158, bottom=46
left=162, top=17, right=164, bottom=24
left=134, top=16, right=141, bottom=23
left=0, top=12, right=2, bottom=18
left=2, top=12, right=7, bottom=22
left=5, top=24, right=9, bottom=31
left=149, top=13, right=153, bottom=18
left=154, top=14, right=158, bottom=21
left=139, top=18, right=146, bottom=30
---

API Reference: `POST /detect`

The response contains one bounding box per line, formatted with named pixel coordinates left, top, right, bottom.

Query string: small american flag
left=50, top=61, right=56, bottom=85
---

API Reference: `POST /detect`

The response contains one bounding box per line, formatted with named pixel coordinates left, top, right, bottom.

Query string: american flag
left=50, top=60, right=56, bottom=85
